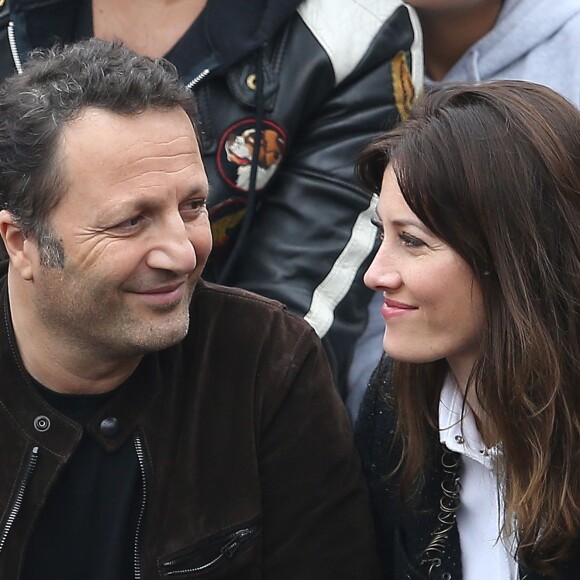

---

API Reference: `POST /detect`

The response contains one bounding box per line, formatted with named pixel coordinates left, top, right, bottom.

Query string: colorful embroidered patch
left=217, top=119, right=287, bottom=192
left=391, top=51, right=415, bottom=120
left=209, top=197, right=247, bottom=254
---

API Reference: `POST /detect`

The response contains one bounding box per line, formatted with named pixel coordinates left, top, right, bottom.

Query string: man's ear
left=0, top=210, right=34, bottom=280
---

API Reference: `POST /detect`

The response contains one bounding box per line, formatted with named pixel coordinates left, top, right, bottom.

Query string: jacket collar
left=0, top=265, right=189, bottom=456
left=0, top=265, right=82, bottom=460
left=7, top=0, right=302, bottom=75
left=203, top=0, right=301, bottom=70
left=8, top=0, right=79, bottom=58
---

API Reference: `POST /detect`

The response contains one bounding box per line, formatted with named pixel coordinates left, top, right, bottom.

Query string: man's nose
left=146, top=217, right=197, bottom=274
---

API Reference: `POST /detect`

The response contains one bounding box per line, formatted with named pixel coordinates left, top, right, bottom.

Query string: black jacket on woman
left=355, top=356, right=580, bottom=580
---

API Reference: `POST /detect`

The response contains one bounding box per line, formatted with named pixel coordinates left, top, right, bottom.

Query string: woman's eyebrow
left=391, top=218, right=424, bottom=228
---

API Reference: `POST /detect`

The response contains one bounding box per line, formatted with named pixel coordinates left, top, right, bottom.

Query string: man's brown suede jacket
left=0, top=269, right=380, bottom=579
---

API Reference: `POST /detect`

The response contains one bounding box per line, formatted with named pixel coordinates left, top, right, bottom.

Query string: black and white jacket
left=0, top=0, right=422, bottom=393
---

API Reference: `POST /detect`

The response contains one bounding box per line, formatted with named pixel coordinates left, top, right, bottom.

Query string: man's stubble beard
left=34, top=264, right=198, bottom=361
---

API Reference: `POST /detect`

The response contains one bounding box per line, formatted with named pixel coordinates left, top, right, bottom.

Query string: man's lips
left=129, top=280, right=188, bottom=306
left=140, top=282, right=185, bottom=294
left=381, top=297, right=418, bottom=319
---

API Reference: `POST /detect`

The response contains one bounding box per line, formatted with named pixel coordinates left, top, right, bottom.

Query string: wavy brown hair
left=358, top=81, right=580, bottom=574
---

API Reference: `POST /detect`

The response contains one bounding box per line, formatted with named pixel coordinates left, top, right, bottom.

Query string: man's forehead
left=59, top=106, right=202, bottom=172
left=54, top=106, right=207, bottom=213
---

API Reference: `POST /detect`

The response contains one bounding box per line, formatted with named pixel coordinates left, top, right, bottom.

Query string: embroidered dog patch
left=217, top=119, right=287, bottom=192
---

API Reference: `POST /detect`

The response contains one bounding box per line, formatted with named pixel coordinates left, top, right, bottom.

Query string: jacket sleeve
left=257, top=319, right=382, bottom=579
left=354, top=355, right=398, bottom=579
left=225, top=3, right=421, bottom=394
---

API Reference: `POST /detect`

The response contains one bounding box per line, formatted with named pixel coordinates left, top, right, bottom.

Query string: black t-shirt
left=21, top=380, right=140, bottom=580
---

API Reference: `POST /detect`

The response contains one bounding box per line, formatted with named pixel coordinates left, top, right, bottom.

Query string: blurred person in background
left=0, top=0, right=422, bottom=395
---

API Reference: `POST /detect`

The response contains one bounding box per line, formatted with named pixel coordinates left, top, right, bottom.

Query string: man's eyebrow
left=96, top=188, right=206, bottom=225
left=182, top=186, right=208, bottom=200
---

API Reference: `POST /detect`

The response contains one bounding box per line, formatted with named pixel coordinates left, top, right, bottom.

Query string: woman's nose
left=364, top=246, right=403, bottom=291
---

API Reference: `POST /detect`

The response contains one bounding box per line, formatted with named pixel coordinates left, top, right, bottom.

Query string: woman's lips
left=381, top=297, right=418, bottom=320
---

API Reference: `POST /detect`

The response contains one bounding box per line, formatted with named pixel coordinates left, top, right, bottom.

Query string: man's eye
left=180, top=199, right=207, bottom=218
left=114, top=215, right=143, bottom=231
left=399, top=232, right=424, bottom=248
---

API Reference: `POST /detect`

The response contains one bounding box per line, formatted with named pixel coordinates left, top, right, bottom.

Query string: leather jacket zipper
left=186, top=68, right=210, bottom=90
left=185, top=54, right=219, bottom=90
left=0, top=446, right=39, bottom=555
left=133, top=432, right=149, bottom=579
left=162, top=526, right=259, bottom=576
left=7, top=22, right=24, bottom=74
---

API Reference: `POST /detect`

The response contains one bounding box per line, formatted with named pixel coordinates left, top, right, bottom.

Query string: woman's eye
left=399, top=232, right=424, bottom=248
left=371, top=217, right=384, bottom=241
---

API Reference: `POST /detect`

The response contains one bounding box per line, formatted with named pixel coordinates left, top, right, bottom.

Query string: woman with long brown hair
left=355, top=81, right=580, bottom=579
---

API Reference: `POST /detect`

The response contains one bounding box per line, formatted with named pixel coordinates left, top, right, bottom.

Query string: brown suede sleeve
left=255, top=322, right=381, bottom=579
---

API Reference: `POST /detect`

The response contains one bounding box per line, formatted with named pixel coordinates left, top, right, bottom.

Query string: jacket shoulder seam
left=195, top=281, right=288, bottom=312
left=297, top=0, right=405, bottom=84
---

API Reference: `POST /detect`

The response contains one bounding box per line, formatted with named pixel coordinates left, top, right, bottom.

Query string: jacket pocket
left=159, top=523, right=260, bottom=577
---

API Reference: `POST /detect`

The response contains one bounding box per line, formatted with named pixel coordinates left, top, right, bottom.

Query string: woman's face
left=364, top=165, right=485, bottom=379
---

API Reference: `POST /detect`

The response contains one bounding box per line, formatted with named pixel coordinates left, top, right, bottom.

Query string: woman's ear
left=0, top=210, right=34, bottom=280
